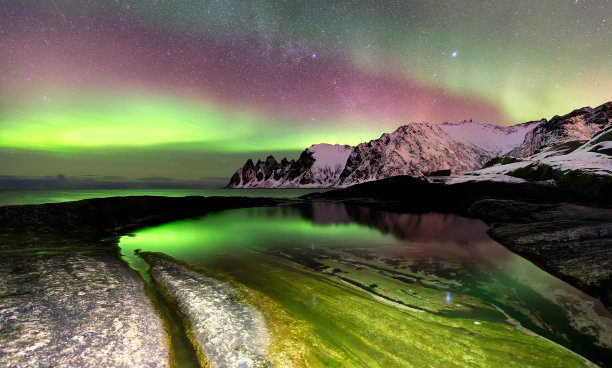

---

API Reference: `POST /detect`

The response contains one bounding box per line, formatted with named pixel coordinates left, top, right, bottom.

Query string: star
left=451, top=51, right=458, bottom=58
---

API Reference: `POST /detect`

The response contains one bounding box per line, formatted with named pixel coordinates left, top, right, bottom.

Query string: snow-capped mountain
left=227, top=102, right=611, bottom=188
left=444, top=125, right=612, bottom=185
left=228, top=121, right=537, bottom=188
left=337, top=123, right=494, bottom=186
left=227, top=144, right=353, bottom=188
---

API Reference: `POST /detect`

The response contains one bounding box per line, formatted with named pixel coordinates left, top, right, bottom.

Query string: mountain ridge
left=227, top=101, right=612, bottom=188
left=228, top=143, right=353, bottom=188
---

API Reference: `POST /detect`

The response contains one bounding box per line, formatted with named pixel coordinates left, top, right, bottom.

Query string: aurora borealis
left=1, top=1, right=611, bottom=184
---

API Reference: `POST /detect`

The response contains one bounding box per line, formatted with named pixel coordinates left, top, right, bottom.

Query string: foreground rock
left=0, top=196, right=279, bottom=368
left=471, top=199, right=612, bottom=309
left=142, top=253, right=270, bottom=368
left=0, top=236, right=168, bottom=368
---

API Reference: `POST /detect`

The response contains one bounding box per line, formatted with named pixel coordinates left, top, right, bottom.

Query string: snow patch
left=308, top=143, right=353, bottom=172
left=438, top=173, right=527, bottom=184
left=440, top=120, right=540, bottom=155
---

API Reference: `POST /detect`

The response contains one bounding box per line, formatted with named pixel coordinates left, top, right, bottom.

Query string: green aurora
left=1, top=0, right=610, bottom=183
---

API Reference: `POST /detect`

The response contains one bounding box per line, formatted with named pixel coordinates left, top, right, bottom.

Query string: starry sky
left=1, top=0, right=610, bottom=186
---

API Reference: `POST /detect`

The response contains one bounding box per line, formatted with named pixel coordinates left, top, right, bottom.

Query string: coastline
left=1, top=184, right=610, bottom=367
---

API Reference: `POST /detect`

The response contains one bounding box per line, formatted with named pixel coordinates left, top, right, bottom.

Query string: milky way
left=0, top=0, right=610, bottom=182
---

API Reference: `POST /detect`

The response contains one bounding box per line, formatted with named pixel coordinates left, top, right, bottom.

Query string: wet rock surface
left=470, top=199, right=612, bottom=309
left=0, top=237, right=168, bottom=368
left=143, top=253, right=270, bottom=368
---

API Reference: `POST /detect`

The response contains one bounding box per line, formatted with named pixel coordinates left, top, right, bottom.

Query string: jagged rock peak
left=227, top=143, right=353, bottom=188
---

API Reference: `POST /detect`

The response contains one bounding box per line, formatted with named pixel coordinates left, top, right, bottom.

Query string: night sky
left=1, top=0, right=610, bottom=185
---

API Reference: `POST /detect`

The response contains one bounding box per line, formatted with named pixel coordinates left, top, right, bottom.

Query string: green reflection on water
left=118, top=204, right=612, bottom=367
left=120, top=206, right=395, bottom=275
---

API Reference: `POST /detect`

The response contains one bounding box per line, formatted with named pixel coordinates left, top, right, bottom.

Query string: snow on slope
left=299, top=144, right=354, bottom=187
left=441, top=173, right=529, bottom=185
left=543, top=150, right=611, bottom=176
left=442, top=153, right=611, bottom=185
left=506, top=102, right=612, bottom=157
left=310, top=143, right=353, bottom=174
left=440, top=120, right=541, bottom=156
left=449, top=127, right=612, bottom=183
left=574, top=127, right=612, bottom=154
left=337, top=123, right=494, bottom=186
left=470, top=151, right=611, bottom=177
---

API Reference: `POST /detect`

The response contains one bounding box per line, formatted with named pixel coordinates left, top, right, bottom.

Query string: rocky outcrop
left=506, top=102, right=612, bottom=157
left=0, top=236, right=168, bottom=368
left=143, top=253, right=270, bottom=368
left=228, top=156, right=295, bottom=188
left=0, top=196, right=283, bottom=368
left=470, top=199, right=612, bottom=310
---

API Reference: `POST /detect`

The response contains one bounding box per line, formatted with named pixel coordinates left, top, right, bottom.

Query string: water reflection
left=301, top=201, right=491, bottom=244
left=296, top=201, right=511, bottom=268
left=119, top=201, right=612, bottom=366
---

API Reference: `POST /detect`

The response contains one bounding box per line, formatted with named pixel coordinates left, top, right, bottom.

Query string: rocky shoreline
left=471, top=199, right=612, bottom=309
left=0, top=196, right=279, bottom=368
left=1, top=186, right=610, bottom=366
left=0, top=235, right=168, bottom=368
left=0, top=196, right=280, bottom=234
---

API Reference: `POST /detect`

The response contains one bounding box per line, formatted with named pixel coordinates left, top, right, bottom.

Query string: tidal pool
left=119, top=202, right=612, bottom=367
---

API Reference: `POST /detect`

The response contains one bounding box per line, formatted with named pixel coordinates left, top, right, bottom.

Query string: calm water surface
left=120, top=202, right=612, bottom=366
left=0, top=188, right=324, bottom=206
